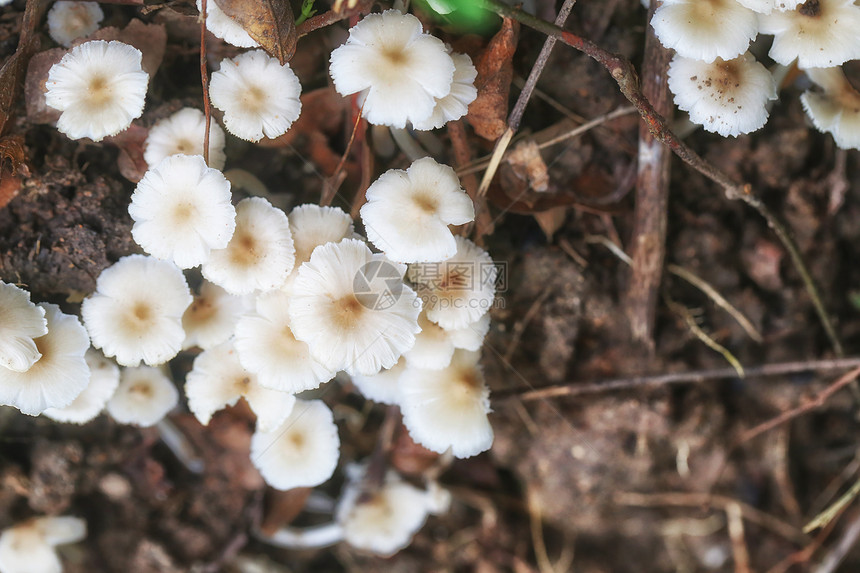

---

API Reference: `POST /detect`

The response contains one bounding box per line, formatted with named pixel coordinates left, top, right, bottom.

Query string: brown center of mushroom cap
left=88, top=75, right=113, bottom=107
left=287, top=430, right=305, bottom=449
left=186, top=296, right=216, bottom=324
left=129, top=381, right=153, bottom=398
left=331, top=294, right=365, bottom=330
left=412, top=191, right=439, bottom=215
left=228, top=232, right=262, bottom=267
left=380, top=47, right=408, bottom=66
left=123, top=301, right=156, bottom=334
left=243, top=85, right=268, bottom=113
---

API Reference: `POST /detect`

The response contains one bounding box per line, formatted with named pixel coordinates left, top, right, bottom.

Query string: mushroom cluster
left=652, top=0, right=860, bottom=147
left=1, top=2, right=502, bottom=563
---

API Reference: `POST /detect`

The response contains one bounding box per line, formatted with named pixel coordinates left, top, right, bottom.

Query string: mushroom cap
left=404, top=311, right=456, bottom=369
left=45, top=40, right=149, bottom=141
left=336, top=473, right=433, bottom=556
left=185, top=341, right=296, bottom=432
left=759, top=0, right=860, bottom=68
left=407, top=236, right=497, bottom=330
left=361, top=156, right=474, bottom=263
left=82, top=255, right=192, bottom=367
left=446, top=312, right=491, bottom=351
left=130, top=154, right=236, bottom=269
left=667, top=52, right=777, bottom=137
left=350, top=356, right=406, bottom=405
left=0, top=281, right=47, bottom=372
left=144, top=107, right=227, bottom=170
left=329, top=10, right=455, bottom=128
left=43, top=349, right=121, bottom=424
left=400, top=349, right=493, bottom=458
left=735, top=0, right=803, bottom=13
left=182, top=280, right=247, bottom=350
left=801, top=67, right=860, bottom=150
left=234, top=291, right=335, bottom=393
left=250, top=399, right=340, bottom=490
left=202, top=197, right=296, bottom=295
left=289, top=238, right=421, bottom=376
left=0, top=304, right=90, bottom=417
left=288, top=204, right=355, bottom=267
left=196, top=0, right=260, bottom=48
left=412, top=52, right=478, bottom=131
left=107, top=366, right=178, bottom=427
left=47, top=1, right=104, bottom=47
left=650, top=0, right=758, bottom=63
left=0, top=516, right=86, bottom=573
left=209, top=50, right=302, bottom=142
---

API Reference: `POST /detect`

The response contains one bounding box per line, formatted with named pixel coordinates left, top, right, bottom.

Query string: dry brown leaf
left=258, top=86, right=347, bottom=147
left=25, top=48, right=65, bottom=125
left=506, top=139, right=549, bottom=192
left=91, top=19, right=168, bottom=77
left=532, top=207, right=567, bottom=240
left=215, top=0, right=296, bottom=64
left=259, top=487, right=312, bottom=536
left=106, top=124, right=150, bottom=183
left=390, top=423, right=440, bottom=477
left=467, top=17, right=519, bottom=141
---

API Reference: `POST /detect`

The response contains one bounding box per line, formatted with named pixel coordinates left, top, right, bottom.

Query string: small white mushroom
left=202, top=197, right=296, bottom=295
left=130, top=154, right=236, bottom=269
left=234, top=291, right=335, bottom=394
left=0, top=516, right=86, bottom=573
left=0, top=281, right=47, bottom=373
left=400, top=349, right=493, bottom=458
left=289, top=238, right=421, bottom=376
left=107, top=366, right=179, bottom=427
left=47, top=1, right=104, bottom=47
left=801, top=67, right=860, bottom=151
left=250, top=399, right=340, bottom=490
left=759, top=0, right=860, bottom=68
left=288, top=204, right=355, bottom=267
left=735, top=0, right=803, bottom=14
left=45, top=40, right=149, bottom=141
left=350, top=356, right=406, bottom=405
left=329, top=10, right=455, bottom=128
left=43, top=349, right=120, bottom=424
left=82, top=255, right=193, bottom=367
left=360, top=156, right=475, bottom=264
left=412, top=52, right=478, bottom=131
left=185, top=340, right=296, bottom=432
left=667, top=52, right=777, bottom=137
left=196, top=0, right=259, bottom=48
left=407, top=236, right=496, bottom=330
left=209, top=50, right=302, bottom=142
left=182, top=280, right=247, bottom=350
left=0, top=304, right=90, bottom=417
left=405, top=310, right=489, bottom=369
left=144, top=107, right=227, bottom=170
left=650, top=0, right=758, bottom=63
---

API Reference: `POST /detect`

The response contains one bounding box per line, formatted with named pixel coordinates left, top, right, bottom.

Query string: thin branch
left=476, top=0, right=842, bottom=357
left=496, top=358, right=860, bottom=402
left=200, top=0, right=211, bottom=166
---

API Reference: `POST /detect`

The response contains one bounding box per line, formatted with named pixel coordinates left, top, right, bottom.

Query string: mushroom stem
left=389, top=127, right=429, bottom=162
left=257, top=523, right=344, bottom=549
left=157, top=418, right=205, bottom=474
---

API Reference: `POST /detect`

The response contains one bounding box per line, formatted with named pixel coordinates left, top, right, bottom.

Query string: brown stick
left=497, top=357, right=860, bottom=402
left=736, top=366, right=860, bottom=446
left=622, top=0, right=672, bottom=352
left=476, top=0, right=843, bottom=357
left=200, top=0, right=211, bottom=166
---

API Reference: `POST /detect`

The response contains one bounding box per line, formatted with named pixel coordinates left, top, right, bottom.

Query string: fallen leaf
left=532, top=207, right=567, bottom=240
left=0, top=135, right=29, bottom=177
left=91, top=19, right=168, bottom=77
left=214, top=0, right=296, bottom=64
left=467, top=17, right=518, bottom=141
left=106, top=123, right=150, bottom=183
left=25, top=47, right=65, bottom=125
left=390, top=423, right=440, bottom=476
left=506, top=139, right=549, bottom=192
left=0, top=167, right=22, bottom=210
left=259, top=86, right=348, bottom=147
left=259, top=487, right=312, bottom=536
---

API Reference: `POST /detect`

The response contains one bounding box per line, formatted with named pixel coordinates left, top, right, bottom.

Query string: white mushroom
left=650, top=0, right=758, bottom=63
left=360, top=156, right=475, bottom=263
left=129, top=154, right=236, bottom=269
left=758, top=0, right=860, bottom=68
left=81, top=255, right=193, bottom=367
left=209, top=50, right=302, bottom=142
left=288, top=204, right=355, bottom=267
left=202, top=197, right=296, bottom=295
left=143, top=107, right=227, bottom=170
left=0, top=303, right=90, bottom=417
left=107, top=366, right=179, bottom=427
left=329, top=10, right=455, bottom=128
left=412, top=52, right=478, bottom=131
left=0, top=516, right=86, bottom=573
left=801, top=66, right=860, bottom=150
left=182, top=280, right=247, bottom=350
left=45, top=40, right=149, bottom=141
left=43, top=349, right=121, bottom=424
left=47, top=1, right=104, bottom=47
left=250, top=399, right=340, bottom=490
left=667, top=52, right=777, bottom=137
left=196, top=0, right=259, bottom=48
left=400, top=349, right=493, bottom=458
left=0, top=281, right=47, bottom=373
left=289, top=238, right=421, bottom=376
left=350, top=356, right=406, bottom=405
left=185, top=341, right=296, bottom=432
